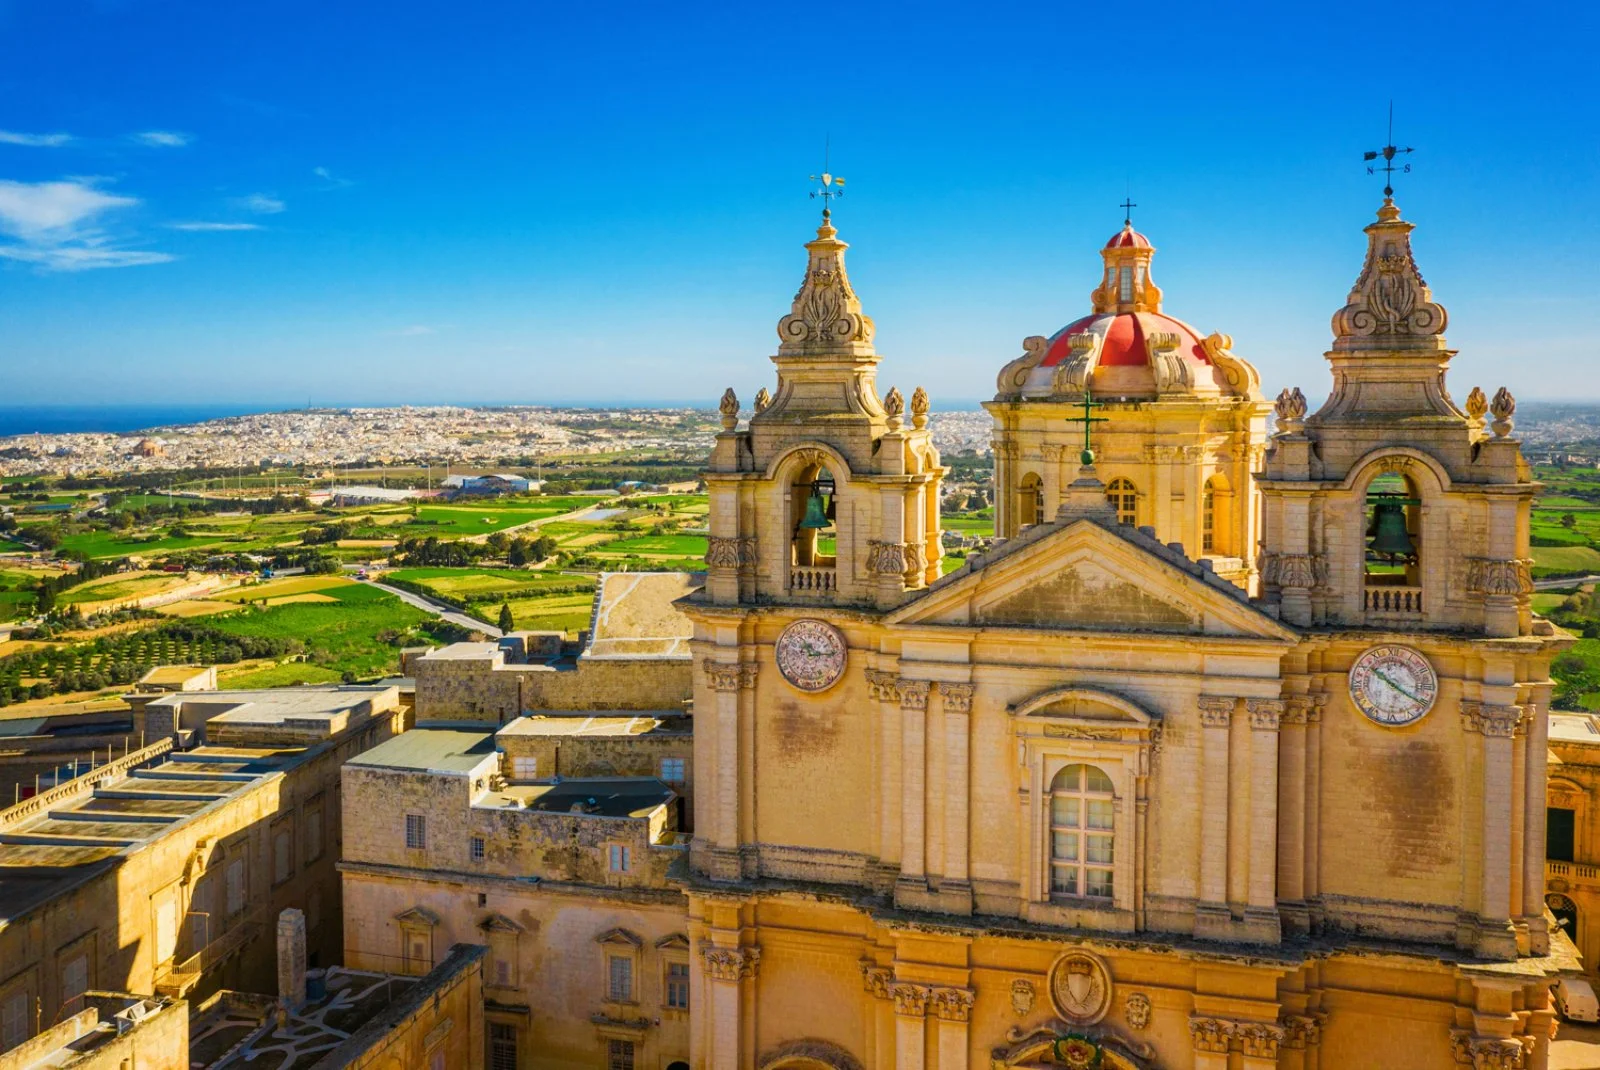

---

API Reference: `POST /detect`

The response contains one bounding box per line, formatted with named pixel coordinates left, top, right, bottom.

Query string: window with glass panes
left=1049, top=763, right=1115, bottom=898
left=1202, top=482, right=1216, bottom=552
left=659, top=757, right=685, bottom=784
left=488, top=1022, right=518, bottom=1070
left=1105, top=479, right=1137, bottom=526
left=405, top=813, right=426, bottom=849
left=608, top=954, right=633, bottom=1001
left=665, top=960, right=690, bottom=1009
left=608, top=1039, right=636, bottom=1070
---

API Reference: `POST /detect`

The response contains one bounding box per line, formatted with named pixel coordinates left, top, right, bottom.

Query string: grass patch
left=218, top=576, right=353, bottom=602
left=387, top=568, right=594, bottom=600
left=1532, top=545, right=1600, bottom=577
left=58, top=571, right=188, bottom=606
left=220, top=662, right=345, bottom=688
left=204, top=589, right=428, bottom=679
left=598, top=533, right=708, bottom=555
left=507, top=593, right=595, bottom=635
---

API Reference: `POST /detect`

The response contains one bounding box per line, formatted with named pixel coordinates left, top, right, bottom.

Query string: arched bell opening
left=1018, top=472, right=1044, bottom=529
left=790, top=463, right=837, bottom=570
left=1202, top=474, right=1233, bottom=556
left=1364, top=470, right=1422, bottom=589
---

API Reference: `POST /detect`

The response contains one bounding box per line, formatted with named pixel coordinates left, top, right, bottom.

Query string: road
left=368, top=581, right=503, bottom=639
left=1552, top=1019, right=1600, bottom=1070
left=1537, top=575, right=1600, bottom=592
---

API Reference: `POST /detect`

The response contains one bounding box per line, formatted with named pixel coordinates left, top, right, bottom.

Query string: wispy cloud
left=233, top=193, right=285, bottom=214
left=0, top=178, right=172, bottom=271
left=168, top=221, right=262, bottom=232
left=0, top=130, right=73, bottom=148
left=313, top=166, right=354, bottom=190
left=131, top=130, right=191, bottom=148
left=385, top=325, right=436, bottom=337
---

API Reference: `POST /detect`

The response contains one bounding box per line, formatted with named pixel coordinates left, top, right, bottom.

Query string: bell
left=798, top=488, right=830, bottom=530
left=1367, top=502, right=1416, bottom=561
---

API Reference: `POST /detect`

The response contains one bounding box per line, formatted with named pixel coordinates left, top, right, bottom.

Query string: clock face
left=774, top=619, right=848, bottom=693
left=1349, top=644, right=1438, bottom=726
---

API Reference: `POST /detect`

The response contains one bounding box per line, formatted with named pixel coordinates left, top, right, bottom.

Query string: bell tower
left=702, top=209, right=945, bottom=610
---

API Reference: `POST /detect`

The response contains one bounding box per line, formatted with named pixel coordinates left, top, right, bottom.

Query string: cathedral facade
left=681, top=197, right=1571, bottom=1070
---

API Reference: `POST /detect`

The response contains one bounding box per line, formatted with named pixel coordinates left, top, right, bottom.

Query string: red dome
left=1039, top=311, right=1210, bottom=369
left=1104, top=224, right=1152, bottom=250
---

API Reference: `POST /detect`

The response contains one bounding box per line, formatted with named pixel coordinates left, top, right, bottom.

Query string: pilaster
left=896, top=681, right=932, bottom=905
left=1196, top=696, right=1235, bottom=939
left=1244, top=699, right=1283, bottom=942
left=941, top=683, right=974, bottom=911
left=702, top=944, right=759, bottom=1070
left=1463, top=700, right=1521, bottom=958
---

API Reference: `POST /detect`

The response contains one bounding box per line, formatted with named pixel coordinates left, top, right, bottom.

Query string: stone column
left=891, top=983, right=929, bottom=1070
left=1189, top=1017, right=1233, bottom=1070
left=1468, top=702, right=1521, bottom=958
left=863, top=967, right=895, bottom=1070
left=991, top=441, right=1012, bottom=538
left=1041, top=444, right=1065, bottom=519
left=703, top=946, right=759, bottom=1070
left=898, top=681, right=931, bottom=898
left=931, top=987, right=974, bottom=1070
left=1278, top=697, right=1310, bottom=932
left=1523, top=693, right=1552, bottom=955
left=1196, top=697, right=1235, bottom=938
left=1238, top=1021, right=1285, bottom=1070
left=1245, top=700, right=1282, bottom=941
left=704, top=660, right=743, bottom=878
left=737, top=663, right=759, bottom=875
left=276, top=908, right=307, bottom=1011
left=868, top=671, right=903, bottom=881
left=1150, top=445, right=1174, bottom=539
left=942, top=684, right=974, bottom=901
left=1283, top=1014, right=1324, bottom=1070
left=1303, top=694, right=1325, bottom=906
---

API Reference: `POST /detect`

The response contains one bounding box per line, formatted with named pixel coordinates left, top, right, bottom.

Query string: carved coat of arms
left=1048, top=951, right=1112, bottom=1025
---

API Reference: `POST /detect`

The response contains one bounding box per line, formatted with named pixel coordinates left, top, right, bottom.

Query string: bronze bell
left=798, top=487, right=830, bottom=530
left=1367, top=501, right=1416, bottom=562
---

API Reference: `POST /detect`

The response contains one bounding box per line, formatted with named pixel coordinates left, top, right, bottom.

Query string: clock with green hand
left=775, top=619, right=847, bottom=693
left=1349, top=644, right=1438, bottom=726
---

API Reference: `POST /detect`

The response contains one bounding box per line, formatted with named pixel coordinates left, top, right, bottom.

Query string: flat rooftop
left=345, top=727, right=496, bottom=775
left=146, top=684, right=400, bottom=729
left=418, top=642, right=502, bottom=661
left=497, top=712, right=690, bottom=739
left=475, top=777, right=674, bottom=818
left=0, top=744, right=307, bottom=926
left=584, top=571, right=699, bottom=659
left=191, top=968, right=420, bottom=1069
left=1550, top=711, right=1600, bottom=746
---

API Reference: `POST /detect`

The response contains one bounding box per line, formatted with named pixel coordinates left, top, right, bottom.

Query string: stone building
left=986, top=221, right=1268, bottom=587
left=676, top=194, right=1570, bottom=1070
left=0, top=684, right=404, bottom=1055
left=1547, top=710, right=1600, bottom=983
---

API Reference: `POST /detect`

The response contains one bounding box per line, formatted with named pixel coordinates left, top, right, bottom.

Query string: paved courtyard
left=1553, top=1021, right=1600, bottom=1070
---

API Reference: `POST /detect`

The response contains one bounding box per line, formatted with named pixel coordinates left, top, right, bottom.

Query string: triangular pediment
left=890, top=519, right=1295, bottom=642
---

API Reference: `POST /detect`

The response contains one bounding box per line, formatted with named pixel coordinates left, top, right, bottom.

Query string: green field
left=1532, top=545, right=1600, bottom=577
left=57, top=572, right=187, bottom=606
left=507, top=593, right=596, bottom=635
left=595, top=533, right=708, bottom=556
left=387, top=567, right=596, bottom=600
left=203, top=583, right=427, bottom=678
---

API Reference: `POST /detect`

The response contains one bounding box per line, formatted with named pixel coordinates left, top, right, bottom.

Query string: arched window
left=1018, top=473, right=1042, bottom=529
left=1201, top=481, right=1215, bottom=552
left=790, top=465, right=836, bottom=570
left=1049, top=763, right=1114, bottom=899
left=1105, top=478, right=1137, bottom=526
left=1364, top=470, right=1420, bottom=588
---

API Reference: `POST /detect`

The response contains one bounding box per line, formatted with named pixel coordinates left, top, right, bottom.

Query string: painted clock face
left=1349, top=644, right=1438, bottom=726
left=774, top=619, right=848, bottom=693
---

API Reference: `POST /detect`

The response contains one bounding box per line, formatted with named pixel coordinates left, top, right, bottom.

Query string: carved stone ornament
left=890, top=982, right=930, bottom=1017
left=860, top=963, right=891, bottom=999
left=1146, top=331, right=1194, bottom=395
left=899, top=679, right=931, bottom=711
left=1051, top=332, right=1101, bottom=396
left=1123, top=991, right=1151, bottom=1030
left=1237, top=1022, right=1286, bottom=1060
left=1247, top=699, right=1283, bottom=731
left=883, top=386, right=905, bottom=432
left=1451, top=1034, right=1528, bottom=1070
left=718, top=387, right=739, bottom=430
left=1490, top=387, right=1516, bottom=438
left=1274, top=386, right=1308, bottom=433
left=1465, top=557, right=1534, bottom=597
left=1283, top=1014, right=1323, bottom=1050
left=1047, top=950, right=1112, bottom=1025
left=1465, top=385, right=1488, bottom=423
left=941, top=682, right=975, bottom=714
left=703, top=659, right=744, bottom=693
left=1460, top=700, right=1522, bottom=739
left=753, top=386, right=772, bottom=413
left=706, top=536, right=743, bottom=569
left=910, top=385, right=930, bottom=430
left=702, top=945, right=760, bottom=982
left=1330, top=200, right=1447, bottom=345
left=864, top=669, right=901, bottom=703
left=1201, top=331, right=1262, bottom=398
left=776, top=216, right=875, bottom=355
left=996, top=335, right=1050, bottom=397
left=1010, top=979, right=1036, bottom=1018
left=1197, top=696, right=1234, bottom=729
left=1189, top=1016, right=1234, bottom=1055
left=930, top=986, right=975, bottom=1022
left=866, top=539, right=910, bottom=576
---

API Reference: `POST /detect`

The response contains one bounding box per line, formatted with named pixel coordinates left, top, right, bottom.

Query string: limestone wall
left=413, top=649, right=691, bottom=722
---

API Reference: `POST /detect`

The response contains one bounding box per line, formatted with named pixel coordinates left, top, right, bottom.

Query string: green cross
left=1062, top=389, right=1110, bottom=465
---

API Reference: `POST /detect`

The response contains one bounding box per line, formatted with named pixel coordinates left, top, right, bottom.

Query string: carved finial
left=1490, top=387, right=1516, bottom=438
left=1465, top=386, right=1488, bottom=421
left=910, top=386, right=929, bottom=430
left=1330, top=197, right=1447, bottom=348
left=719, top=388, right=739, bottom=431
left=753, top=387, right=772, bottom=413
left=1274, top=387, right=1307, bottom=434
left=883, top=386, right=904, bottom=431
left=775, top=210, right=875, bottom=357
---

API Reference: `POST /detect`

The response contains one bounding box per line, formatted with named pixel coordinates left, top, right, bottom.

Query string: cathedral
left=683, top=192, right=1570, bottom=1070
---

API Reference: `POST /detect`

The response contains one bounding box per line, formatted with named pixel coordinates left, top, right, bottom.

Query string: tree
left=486, top=531, right=511, bottom=554
left=1562, top=513, right=1578, bottom=530
left=507, top=538, right=529, bottom=567
left=497, top=603, right=514, bottom=633
left=530, top=535, right=558, bottom=562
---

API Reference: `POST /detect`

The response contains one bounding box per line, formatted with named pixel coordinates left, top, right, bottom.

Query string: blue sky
left=0, top=0, right=1596, bottom=410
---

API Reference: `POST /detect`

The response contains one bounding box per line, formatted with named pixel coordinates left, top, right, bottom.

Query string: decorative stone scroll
left=1189, top=1017, right=1235, bottom=1055
left=1246, top=699, right=1283, bottom=731
left=929, top=986, right=975, bottom=1022
left=1460, top=700, right=1522, bottom=739
left=941, top=683, right=975, bottom=714
left=702, top=945, right=760, bottom=982
left=1330, top=200, right=1447, bottom=344
left=899, top=680, right=931, bottom=712
left=703, top=660, right=744, bottom=693
left=706, top=537, right=743, bottom=569
left=1197, top=696, right=1235, bottom=729
left=776, top=215, right=875, bottom=354
left=866, top=540, right=911, bottom=576
left=1465, top=557, right=1534, bottom=597
left=890, top=982, right=930, bottom=1017
left=864, top=670, right=900, bottom=703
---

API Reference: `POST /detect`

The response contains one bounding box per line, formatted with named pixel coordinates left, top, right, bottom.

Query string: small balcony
left=1364, top=584, right=1424, bottom=620
left=1547, top=860, right=1600, bottom=883
left=789, top=566, right=837, bottom=597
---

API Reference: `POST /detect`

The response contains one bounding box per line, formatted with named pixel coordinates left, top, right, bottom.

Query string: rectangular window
left=1, top=988, right=26, bottom=1052
left=273, top=829, right=292, bottom=885
left=496, top=959, right=512, bottom=986
left=608, top=1039, right=635, bottom=1070
left=471, top=836, right=486, bottom=862
left=225, top=858, right=246, bottom=916
left=60, top=954, right=88, bottom=1007
left=665, top=961, right=690, bottom=1009
left=1550, top=807, right=1577, bottom=862
left=512, top=756, right=538, bottom=780
left=607, top=955, right=633, bottom=1001
left=406, top=813, right=427, bottom=850
left=608, top=845, right=631, bottom=873
left=306, top=807, right=324, bottom=862
left=488, top=1022, right=518, bottom=1070
left=658, top=757, right=686, bottom=784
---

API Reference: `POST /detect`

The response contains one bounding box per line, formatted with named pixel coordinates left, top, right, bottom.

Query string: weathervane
left=1063, top=389, right=1110, bottom=466
left=809, top=136, right=845, bottom=218
left=1363, top=102, right=1414, bottom=198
